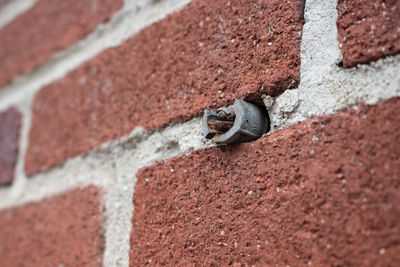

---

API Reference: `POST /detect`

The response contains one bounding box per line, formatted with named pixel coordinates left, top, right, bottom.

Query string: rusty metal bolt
left=202, top=100, right=269, bottom=144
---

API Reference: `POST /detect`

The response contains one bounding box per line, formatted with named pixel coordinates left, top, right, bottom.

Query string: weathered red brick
left=0, top=0, right=10, bottom=8
left=0, top=107, right=21, bottom=185
left=0, top=0, right=123, bottom=87
left=130, top=98, right=400, bottom=266
left=337, top=0, right=400, bottom=67
left=26, top=0, right=305, bottom=175
left=0, top=185, right=104, bottom=266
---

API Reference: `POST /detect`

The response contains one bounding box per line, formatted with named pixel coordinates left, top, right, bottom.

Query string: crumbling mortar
left=0, top=0, right=399, bottom=266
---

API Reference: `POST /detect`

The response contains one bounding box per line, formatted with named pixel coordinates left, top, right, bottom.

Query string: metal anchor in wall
left=202, top=99, right=270, bottom=144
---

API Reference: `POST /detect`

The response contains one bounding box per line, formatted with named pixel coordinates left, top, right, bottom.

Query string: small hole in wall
left=337, top=61, right=344, bottom=68
left=264, top=109, right=271, bottom=134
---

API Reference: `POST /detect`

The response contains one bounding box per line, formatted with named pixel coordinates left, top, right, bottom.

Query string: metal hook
left=202, top=100, right=270, bottom=144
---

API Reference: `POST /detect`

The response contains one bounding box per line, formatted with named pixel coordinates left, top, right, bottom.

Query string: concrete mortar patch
left=269, top=0, right=400, bottom=131
left=0, top=0, right=400, bottom=266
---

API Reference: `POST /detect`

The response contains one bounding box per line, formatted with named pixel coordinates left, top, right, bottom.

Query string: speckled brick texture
left=0, top=107, right=21, bottom=185
left=26, top=0, right=305, bottom=176
left=130, top=97, right=400, bottom=266
left=337, top=0, right=400, bottom=67
left=0, top=0, right=123, bottom=87
left=0, top=185, right=105, bottom=266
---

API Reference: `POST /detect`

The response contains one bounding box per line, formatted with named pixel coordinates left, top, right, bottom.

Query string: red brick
left=0, top=0, right=123, bottom=87
left=0, top=0, right=10, bottom=8
left=0, top=185, right=105, bottom=266
left=130, top=98, right=400, bottom=266
left=26, top=0, right=305, bottom=175
left=337, top=0, right=400, bottom=67
left=0, top=107, right=21, bottom=185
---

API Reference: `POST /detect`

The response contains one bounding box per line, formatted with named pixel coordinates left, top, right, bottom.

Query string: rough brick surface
left=26, top=0, right=305, bottom=175
left=0, top=0, right=123, bottom=87
left=337, top=0, right=400, bottom=67
left=0, top=185, right=105, bottom=266
left=0, top=107, right=21, bottom=185
left=130, top=98, right=400, bottom=266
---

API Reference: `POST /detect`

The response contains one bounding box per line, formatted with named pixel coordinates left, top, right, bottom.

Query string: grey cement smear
left=0, top=0, right=400, bottom=266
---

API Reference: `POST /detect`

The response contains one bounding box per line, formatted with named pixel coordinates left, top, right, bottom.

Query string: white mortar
left=0, top=0, right=399, bottom=266
left=0, top=0, right=36, bottom=28
left=0, top=0, right=195, bottom=266
left=0, top=0, right=192, bottom=111
left=268, top=0, right=400, bottom=131
left=0, top=117, right=213, bottom=266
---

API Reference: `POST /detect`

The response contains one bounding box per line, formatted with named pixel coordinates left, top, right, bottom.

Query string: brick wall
left=0, top=0, right=399, bottom=266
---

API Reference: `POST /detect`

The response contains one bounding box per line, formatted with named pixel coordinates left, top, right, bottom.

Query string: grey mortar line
left=0, top=0, right=400, bottom=266
left=0, top=0, right=192, bottom=111
left=0, top=0, right=194, bottom=203
left=266, top=0, right=400, bottom=131
left=0, top=0, right=194, bottom=265
left=0, top=117, right=214, bottom=266
left=0, top=0, right=195, bottom=205
left=0, top=0, right=36, bottom=28
left=6, top=96, right=33, bottom=201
